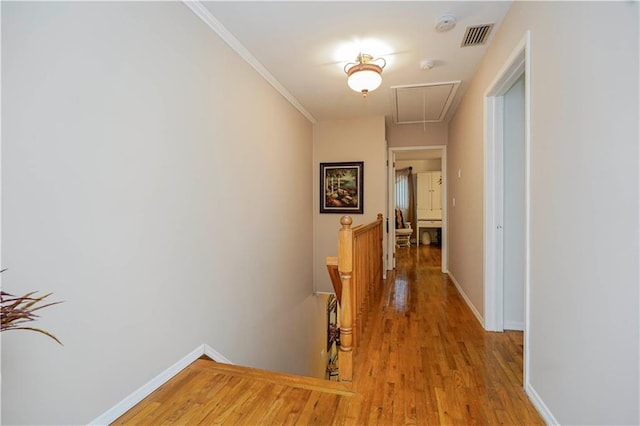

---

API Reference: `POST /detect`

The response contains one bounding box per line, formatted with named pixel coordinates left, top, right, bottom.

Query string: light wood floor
left=114, top=244, right=543, bottom=425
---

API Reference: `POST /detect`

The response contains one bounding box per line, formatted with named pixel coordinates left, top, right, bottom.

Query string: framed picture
left=320, top=161, right=364, bottom=214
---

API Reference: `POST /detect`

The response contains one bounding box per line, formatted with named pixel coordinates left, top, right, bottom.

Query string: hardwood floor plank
left=295, top=388, right=328, bottom=424
left=196, top=378, right=265, bottom=424
left=115, top=401, right=161, bottom=425
left=114, top=244, right=543, bottom=425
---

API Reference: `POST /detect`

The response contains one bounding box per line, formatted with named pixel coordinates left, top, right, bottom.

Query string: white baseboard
left=89, top=344, right=232, bottom=425
left=526, top=382, right=559, bottom=425
left=446, top=273, right=555, bottom=423
left=447, top=271, right=485, bottom=328
left=504, top=320, right=525, bottom=331
left=447, top=273, right=556, bottom=424
left=204, top=344, right=234, bottom=364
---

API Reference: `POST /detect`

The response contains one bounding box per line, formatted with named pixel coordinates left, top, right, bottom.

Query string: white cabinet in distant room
left=417, top=171, right=442, bottom=220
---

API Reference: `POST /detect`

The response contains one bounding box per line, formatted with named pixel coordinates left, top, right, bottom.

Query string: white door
left=431, top=172, right=442, bottom=213
left=387, top=151, right=397, bottom=269
left=503, top=74, right=525, bottom=331
left=418, top=171, right=442, bottom=220
left=416, top=172, right=430, bottom=220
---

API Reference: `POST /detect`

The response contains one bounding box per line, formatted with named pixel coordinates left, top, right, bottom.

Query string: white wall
left=313, top=117, right=386, bottom=293
left=448, top=2, right=638, bottom=424
left=1, top=2, right=326, bottom=424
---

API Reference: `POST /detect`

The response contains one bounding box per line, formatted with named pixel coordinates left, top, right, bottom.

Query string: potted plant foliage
left=0, top=269, right=63, bottom=345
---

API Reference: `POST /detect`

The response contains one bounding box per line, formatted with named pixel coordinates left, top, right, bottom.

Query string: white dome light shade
left=347, top=68, right=382, bottom=94
left=343, top=54, right=386, bottom=97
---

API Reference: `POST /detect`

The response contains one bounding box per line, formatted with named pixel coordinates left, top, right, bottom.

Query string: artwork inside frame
left=320, top=161, right=364, bottom=214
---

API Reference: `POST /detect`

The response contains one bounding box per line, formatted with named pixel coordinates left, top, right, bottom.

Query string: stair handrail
left=326, top=213, right=384, bottom=383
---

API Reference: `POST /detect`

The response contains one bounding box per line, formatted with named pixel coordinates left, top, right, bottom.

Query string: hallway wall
left=313, top=117, right=386, bottom=293
left=387, top=122, right=448, bottom=147
left=448, top=2, right=638, bottom=424
left=2, top=2, right=325, bottom=424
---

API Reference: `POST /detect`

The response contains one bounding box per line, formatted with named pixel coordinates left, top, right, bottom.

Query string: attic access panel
left=392, top=81, right=460, bottom=124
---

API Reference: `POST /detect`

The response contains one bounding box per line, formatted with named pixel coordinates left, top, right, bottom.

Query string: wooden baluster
left=355, top=236, right=361, bottom=345
left=362, top=233, right=366, bottom=328
left=376, top=213, right=383, bottom=300
left=338, top=215, right=353, bottom=383
left=325, top=257, right=341, bottom=305
left=351, top=234, right=358, bottom=347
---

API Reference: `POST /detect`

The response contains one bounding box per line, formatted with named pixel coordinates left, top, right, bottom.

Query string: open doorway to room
left=387, top=146, right=447, bottom=272
left=484, top=31, right=531, bottom=387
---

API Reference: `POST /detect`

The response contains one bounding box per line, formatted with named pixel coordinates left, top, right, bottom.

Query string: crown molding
left=182, top=1, right=317, bottom=124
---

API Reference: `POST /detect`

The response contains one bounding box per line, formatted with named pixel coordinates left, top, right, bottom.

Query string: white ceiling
left=200, top=1, right=512, bottom=124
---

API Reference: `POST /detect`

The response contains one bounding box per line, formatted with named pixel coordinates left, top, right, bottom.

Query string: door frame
left=483, top=31, right=531, bottom=379
left=387, top=145, right=447, bottom=273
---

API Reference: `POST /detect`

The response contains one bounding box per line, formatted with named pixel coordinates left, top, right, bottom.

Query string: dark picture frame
left=320, top=161, right=364, bottom=214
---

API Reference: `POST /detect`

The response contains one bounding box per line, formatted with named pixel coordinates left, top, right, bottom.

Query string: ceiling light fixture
left=344, top=53, right=386, bottom=97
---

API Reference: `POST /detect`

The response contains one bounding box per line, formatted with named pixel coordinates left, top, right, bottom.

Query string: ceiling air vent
left=461, top=24, right=494, bottom=47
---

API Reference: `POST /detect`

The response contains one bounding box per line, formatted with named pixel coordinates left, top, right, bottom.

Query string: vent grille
left=461, top=24, right=494, bottom=47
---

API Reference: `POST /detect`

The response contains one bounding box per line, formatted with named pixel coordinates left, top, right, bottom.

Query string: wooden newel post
left=338, top=215, right=353, bottom=383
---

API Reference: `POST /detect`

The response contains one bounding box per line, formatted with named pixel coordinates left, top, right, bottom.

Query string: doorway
left=484, top=31, right=531, bottom=383
left=503, top=74, right=525, bottom=331
left=387, top=145, right=447, bottom=273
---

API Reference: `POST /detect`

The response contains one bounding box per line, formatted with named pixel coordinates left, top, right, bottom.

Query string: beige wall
left=448, top=2, right=638, bottom=424
left=387, top=122, right=448, bottom=147
left=2, top=2, right=327, bottom=424
left=313, top=117, right=386, bottom=293
left=396, top=159, right=441, bottom=173
left=447, top=85, right=486, bottom=315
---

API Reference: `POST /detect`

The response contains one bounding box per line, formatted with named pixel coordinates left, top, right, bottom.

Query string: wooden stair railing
left=326, top=213, right=384, bottom=383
